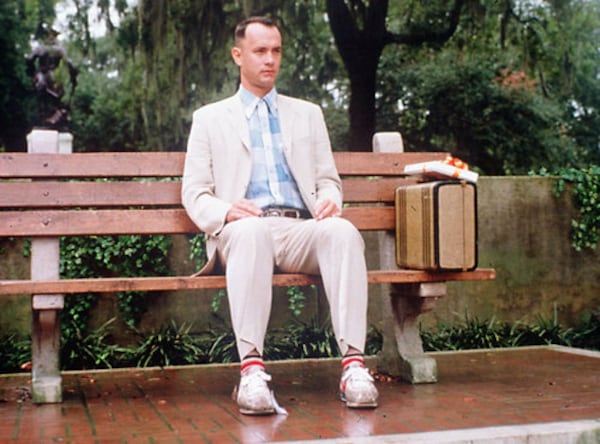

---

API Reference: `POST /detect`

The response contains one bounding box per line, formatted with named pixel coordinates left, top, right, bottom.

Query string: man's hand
left=314, top=199, right=342, bottom=220
left=226, top=199, right=263, bottom=222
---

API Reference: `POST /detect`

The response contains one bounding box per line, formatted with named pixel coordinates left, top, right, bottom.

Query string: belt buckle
left=262, top=207, right=300, bottom=218
left=282, top=209, right=299, bottom=218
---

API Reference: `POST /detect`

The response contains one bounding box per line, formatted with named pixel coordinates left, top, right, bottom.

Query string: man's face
left=231, top=23, right=282, bottom=97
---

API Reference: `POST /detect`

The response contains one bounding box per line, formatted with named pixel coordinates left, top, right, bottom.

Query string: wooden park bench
left=0, top=130, right=495, bottom=403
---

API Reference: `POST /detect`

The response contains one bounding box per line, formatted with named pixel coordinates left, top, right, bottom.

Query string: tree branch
left=384, top=0, right=465, bottom=47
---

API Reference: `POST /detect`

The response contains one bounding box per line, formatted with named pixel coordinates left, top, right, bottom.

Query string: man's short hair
left=234, top=16, right=278, bottom=44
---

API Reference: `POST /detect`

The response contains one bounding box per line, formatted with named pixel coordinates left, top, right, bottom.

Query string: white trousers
left=215, top=216, right=369, bottom=359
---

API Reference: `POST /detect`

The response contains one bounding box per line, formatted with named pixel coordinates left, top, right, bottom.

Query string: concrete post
left=27, top=129, right=71, bottom=403
left=372, top=132, right=443, bottom=383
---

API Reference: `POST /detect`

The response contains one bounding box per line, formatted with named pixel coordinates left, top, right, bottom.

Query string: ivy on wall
left=554, top=166, right=599, bottom=252
left=535, top=165, right=599, bottom=252
left=60, top=234, right=172, bottom=326
left=58, top=235, right=172, bottom=368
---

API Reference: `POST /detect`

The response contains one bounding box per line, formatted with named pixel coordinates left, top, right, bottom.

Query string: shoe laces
left=341, top=364, right=374, bottom=386
left=241, top=367, right=272, bottom=388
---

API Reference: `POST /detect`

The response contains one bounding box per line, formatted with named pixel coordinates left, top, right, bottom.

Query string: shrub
left=2, top=311, right=597, bottom=373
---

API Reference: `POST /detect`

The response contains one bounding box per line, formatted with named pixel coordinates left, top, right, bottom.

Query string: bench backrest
left=0, top=151, right=448, bottom=237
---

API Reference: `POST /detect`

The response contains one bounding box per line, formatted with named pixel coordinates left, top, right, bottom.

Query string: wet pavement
left=0, top=345, right=599, bottom=443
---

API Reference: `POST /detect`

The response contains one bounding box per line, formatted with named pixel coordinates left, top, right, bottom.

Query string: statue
left=26, top=26, right=78, bottom=130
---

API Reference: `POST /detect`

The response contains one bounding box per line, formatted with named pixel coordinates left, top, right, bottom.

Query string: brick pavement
left=0, top=346, right=599, bottom=443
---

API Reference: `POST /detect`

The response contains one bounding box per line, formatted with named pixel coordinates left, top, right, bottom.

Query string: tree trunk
left=326, top=0, right=388, bottom=152
left=347, top=57, right=378, bottom=151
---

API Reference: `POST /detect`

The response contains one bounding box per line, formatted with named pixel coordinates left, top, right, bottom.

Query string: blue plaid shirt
left=239, top=87, right=306, bottom=211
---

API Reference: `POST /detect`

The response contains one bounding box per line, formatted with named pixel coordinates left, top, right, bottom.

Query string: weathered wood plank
left=341, top=177, right=421, bottom=202
left=0, top=207, right=395, bottom=237
left=0, top=181, right=182, bottom=208
left=1, top=151, right=448, bottom=178
left=0, top=177, right=418, bottom=208
left=334, top=152, right=448, bottom=175
left=0, top=209, right=198, bottom=236
left=0, top=268, right=496, bottom=295
left=0, top=152, right=184, bottom=178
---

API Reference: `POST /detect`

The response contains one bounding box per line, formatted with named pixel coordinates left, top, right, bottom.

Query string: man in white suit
left=182, top=16, right=378, bottom=415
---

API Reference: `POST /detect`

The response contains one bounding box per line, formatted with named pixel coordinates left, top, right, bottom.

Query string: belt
left=261, top=206, right=311, bottom=219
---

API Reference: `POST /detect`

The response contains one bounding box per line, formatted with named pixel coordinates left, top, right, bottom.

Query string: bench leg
left=31, top=237, right=64, bottom=403
left=371, top=132, right=445, bottom=383
left=31, top=307, right=62, bottom=403
left=27, top=128, right=71, bottom=403
left=377, top=282, right=446, bottom=383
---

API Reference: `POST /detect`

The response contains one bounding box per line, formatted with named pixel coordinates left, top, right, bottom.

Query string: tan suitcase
left=395, top=180, right=477, bottom=271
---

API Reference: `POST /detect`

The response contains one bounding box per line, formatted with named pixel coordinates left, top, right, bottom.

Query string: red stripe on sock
left=240, top=357, right=265, bottom=374
left=342, top=355, right=365, bottom=370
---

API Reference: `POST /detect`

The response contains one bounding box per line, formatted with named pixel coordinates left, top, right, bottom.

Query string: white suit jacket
left=181, top=92, right=342, bottom=272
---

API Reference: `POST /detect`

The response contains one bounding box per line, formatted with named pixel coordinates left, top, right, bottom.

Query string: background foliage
left=1, top=310, right=597, bottom=373
left=1, top=0, right=597, bottom=173
left=536, top=165, right=600, bottom=251
left=57, top=235, right=171, bottom=369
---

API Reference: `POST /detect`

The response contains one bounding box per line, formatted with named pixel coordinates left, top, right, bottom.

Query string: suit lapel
left=224, top=95, right=251, bottom=151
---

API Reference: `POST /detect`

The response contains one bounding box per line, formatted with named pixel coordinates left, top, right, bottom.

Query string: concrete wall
left=1, top=176, right=598, bottom=338
left=420, top=176, right=599, bottom=329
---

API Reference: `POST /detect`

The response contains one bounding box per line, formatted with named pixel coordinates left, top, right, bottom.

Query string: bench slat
left=1, top=209, right=198, bottom=236
left=0, top=152, right=184, bottom=178
left=0, top=181, right=182, bottom=208
left=1, top=152, right=448, bottom=178
left=0, top=181, right=180, bottom=208
left=0, top=178, right=417, bottom=208
left=341, top=177, right=421, bottom=202
left=0, top=207, right=395, bottom=236
left=335, top=152, right=448, bottom=175
left=0, top=268, right=496, bottom=295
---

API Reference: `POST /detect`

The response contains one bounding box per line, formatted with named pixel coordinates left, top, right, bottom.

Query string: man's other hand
left=226, top=199, right=263, bottom=222
left=314, top=199, right=341, bottom=220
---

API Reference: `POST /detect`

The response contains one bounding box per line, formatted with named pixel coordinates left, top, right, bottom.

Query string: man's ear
left=231, top=47, right=242, bottom=66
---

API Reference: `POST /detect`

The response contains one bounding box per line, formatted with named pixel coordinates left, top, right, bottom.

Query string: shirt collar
left=238, top=86, right=278, bottom=119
